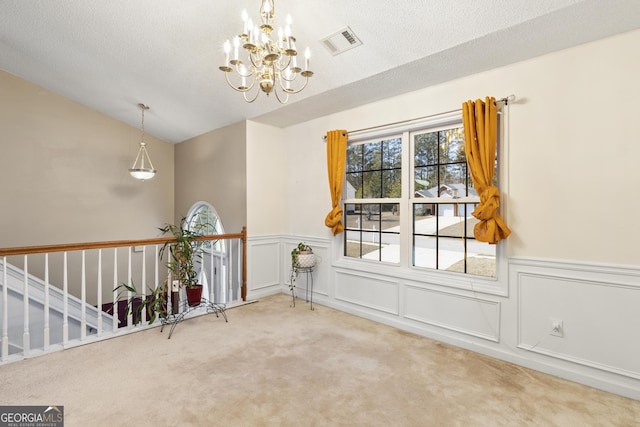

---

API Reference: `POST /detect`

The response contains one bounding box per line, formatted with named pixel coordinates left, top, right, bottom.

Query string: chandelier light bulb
left=242, top=9, right=248, bottom=34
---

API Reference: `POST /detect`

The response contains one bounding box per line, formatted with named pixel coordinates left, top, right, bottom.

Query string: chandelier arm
left=248, top=50, right=265, bottom=69
left=243, top=89, right=261, bottom=103
left=280, top=74, right=311, bottom=94
left=273, top=54, right=292, bottom=73
left=233, top=61, right=254, bottom=78
left=273, top=85, right=289, bottom=104
left=224, top=71, right=256, bottom=93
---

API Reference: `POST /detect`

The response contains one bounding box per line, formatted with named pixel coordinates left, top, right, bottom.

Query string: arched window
left=186, top=202, right=225, bottom=252
left=186, top=202, right=231, bottom=303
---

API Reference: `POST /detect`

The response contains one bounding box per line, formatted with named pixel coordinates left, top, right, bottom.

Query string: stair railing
left=0, top=227, right=246, bottom=364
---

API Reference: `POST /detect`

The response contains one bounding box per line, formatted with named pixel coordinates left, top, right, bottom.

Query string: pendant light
left=129, top=103, right=156, bottom=181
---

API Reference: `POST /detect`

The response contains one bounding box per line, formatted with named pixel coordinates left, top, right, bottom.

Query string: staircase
left=0, top=259, right=113, bottom=358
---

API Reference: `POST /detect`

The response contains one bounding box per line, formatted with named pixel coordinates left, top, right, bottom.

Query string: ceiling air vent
left=320, top=27, right=362, bottom=56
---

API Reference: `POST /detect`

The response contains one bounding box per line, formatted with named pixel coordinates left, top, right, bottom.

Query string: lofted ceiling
left=1, top=0, right=640, bottom=144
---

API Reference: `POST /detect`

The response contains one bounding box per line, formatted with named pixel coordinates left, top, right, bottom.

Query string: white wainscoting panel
left=334, top=270, right=399, bottom=315
left=513, top=259, right=640, bottom=380
left=247, top=238, right=281, bottom=296
left=404, top=283, right=501, bottom=342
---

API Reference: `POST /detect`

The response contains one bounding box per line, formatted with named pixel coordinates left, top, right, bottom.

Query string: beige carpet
left=0, top=293, right=638, bottom=426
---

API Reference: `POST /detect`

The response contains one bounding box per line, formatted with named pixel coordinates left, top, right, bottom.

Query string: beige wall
left=0, top=70, right=174, bottom=247
left=174, top=121, right=247, bottom=234
left=246, top=121, right=287, bottom=236
left=281, top=29, right=640, bottom=266
left=4, top=28, right=639, bottom=266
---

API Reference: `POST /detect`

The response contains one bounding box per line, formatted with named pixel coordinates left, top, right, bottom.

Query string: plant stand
left=291, top=266, right=315, bottom=310
left=160, top=298, right=227, bottom=339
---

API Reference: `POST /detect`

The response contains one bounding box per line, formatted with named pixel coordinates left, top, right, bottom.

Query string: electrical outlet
left=550, top=318, right=564, bottom=337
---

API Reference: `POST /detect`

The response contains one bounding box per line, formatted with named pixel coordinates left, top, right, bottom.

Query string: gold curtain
left=324, top=130, right=348, bottom=235
left=462, top=97, right=511, bottom=244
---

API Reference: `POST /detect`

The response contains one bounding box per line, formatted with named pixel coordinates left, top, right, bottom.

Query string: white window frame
left=335, top=109, right=509, bottom=296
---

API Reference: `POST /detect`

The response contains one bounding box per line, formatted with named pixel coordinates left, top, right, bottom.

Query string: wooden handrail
left=0, top=230, right=245, bottom=256
left=0, top=227, right=248, bottom=302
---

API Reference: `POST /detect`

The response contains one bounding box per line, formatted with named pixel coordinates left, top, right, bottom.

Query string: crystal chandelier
left=219, top=0, right=313, bottom=104
left=129, top=103, right=156, bottom=181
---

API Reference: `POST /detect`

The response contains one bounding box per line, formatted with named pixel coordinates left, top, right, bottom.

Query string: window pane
left=438, top=237, right=466, bottom=271
left=415, top=165, right=438, bottom=197
left=415, top=127, right=471, bottom=200
left=344, top=204, right=360, bottom=228
left=440, top=163, right=467, bottom=188
left=415, top=132, right=438, bottom=166
left=346, top=172, right=362, bottom=199
left=363, top=141, right=382, bottom=170
left=346, top=144, right=363, bottom=172
left=447, top=241, right=496, bottom=277
left=344, top=202, right=400, bottom=263
left=382, top=169, right=401, bottom=198
left=362, top=171, right=381, bottom=198
left=439, top=127, right=465, bottom=163
left=465, top=242, right=496, bottom=278
left=414, top=235, right=436, bottom=268
left=380, top=241, right=400, bottom=263
left=383, top=138, right=402, bottom=169
left=186, top=203, right=225, bottom=252
left=361, top=203, right=380, bottom=227
left=437, top=205, right=464, bottom=238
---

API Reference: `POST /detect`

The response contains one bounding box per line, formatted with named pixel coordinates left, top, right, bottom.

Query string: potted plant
left=113, top=281, right=168, bottom=326
left=159, top=216, right=207, bottom=308
left=291, top=242, right=315, bottom=271
left=289, top=243, right=316, bottom=308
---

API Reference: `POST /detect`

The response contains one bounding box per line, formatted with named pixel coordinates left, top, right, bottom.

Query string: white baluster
left=23, top=255, right=30, bottom=356
left=209, top=247, right=214, bottom=302
left=154, top=245, right=159, bottom=318
left=112, top=248, right=118, bottom=331
left=141, top=246, right=146, bottom=323
left=228, top=243, right=234, bottom=303
left=237, top=241, right=242, bottom=303
left=63, top=252, right=68, bottom=345
left=97, top=249, right=102, bottom=337
left=81, top=250, right=86, bottom=340
left=44, top=254, right=50, bottom=349
left=127, top=247, right=132, bottom=328
left=2, top=257, right=8, bottom=360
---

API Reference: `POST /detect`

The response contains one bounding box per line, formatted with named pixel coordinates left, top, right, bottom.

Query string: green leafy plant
left=113, top=281, right=168, bottom=326
left=158, top=216, right=207, bottom=289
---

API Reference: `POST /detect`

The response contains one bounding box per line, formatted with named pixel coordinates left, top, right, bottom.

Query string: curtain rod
left=322, top=94, right=515, bottom=140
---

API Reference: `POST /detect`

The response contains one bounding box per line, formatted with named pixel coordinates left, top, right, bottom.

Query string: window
left=186, top=202, right=225, bottom=252
left=412, top=126, right=496, bottom=277
left=342, top=116, right=502, bottom=278
left=344, top=137, right=401, bottom=263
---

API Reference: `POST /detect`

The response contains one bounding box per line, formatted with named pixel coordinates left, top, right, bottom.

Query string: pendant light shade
left=129, top=103, right=156, bottom=181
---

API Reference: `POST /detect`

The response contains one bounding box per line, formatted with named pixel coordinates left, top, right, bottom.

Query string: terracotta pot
left=186, top=285, right=203, bottom=307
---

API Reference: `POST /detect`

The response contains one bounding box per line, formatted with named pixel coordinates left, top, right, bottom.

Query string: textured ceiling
left=1, top=0, right=640, bottom=143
